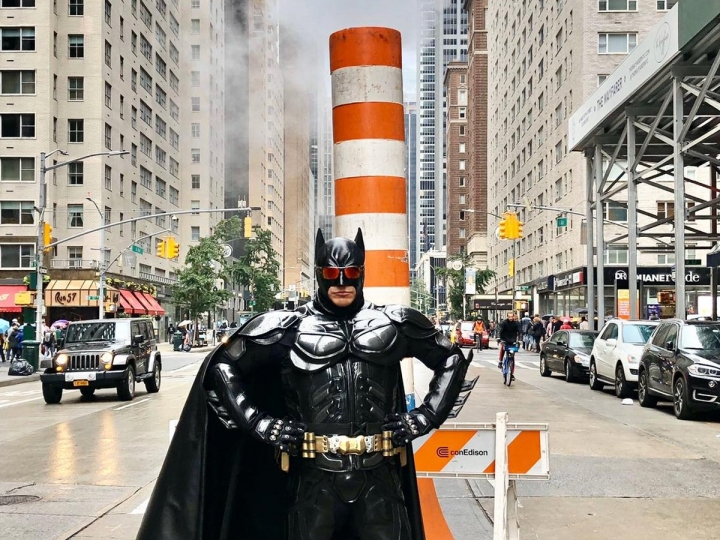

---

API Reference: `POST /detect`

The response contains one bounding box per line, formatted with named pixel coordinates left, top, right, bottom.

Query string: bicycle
left=502, top=342, right=519, bottom=386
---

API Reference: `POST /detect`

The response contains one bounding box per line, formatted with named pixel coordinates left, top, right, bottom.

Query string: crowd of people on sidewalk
left=1, top=319, right=62, bottom=364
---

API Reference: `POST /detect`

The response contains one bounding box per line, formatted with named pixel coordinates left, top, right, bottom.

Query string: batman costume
left=136, top=229, right=475, bottom=540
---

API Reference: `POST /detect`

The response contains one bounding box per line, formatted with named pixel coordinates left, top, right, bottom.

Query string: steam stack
left=329, top=27, right=409, bottom=305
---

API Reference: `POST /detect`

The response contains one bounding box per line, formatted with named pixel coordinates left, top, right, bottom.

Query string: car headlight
left=575, top=353, right=589, bottom=363
left=100, top=352, right=114, bottom=370
left=55, top=354, right=69, bottom=366
left=626, top=354, right=639, bottom=366
left=688, top=363, right=720, bottom=379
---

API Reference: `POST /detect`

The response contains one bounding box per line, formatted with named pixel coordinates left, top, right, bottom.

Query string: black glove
left=253, top=416, right=306, bottom=455
left=382, top=410, right=434, bottom=447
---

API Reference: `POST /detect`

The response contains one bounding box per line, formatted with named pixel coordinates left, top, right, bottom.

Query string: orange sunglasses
left=318, top=266, right=363, bottom=280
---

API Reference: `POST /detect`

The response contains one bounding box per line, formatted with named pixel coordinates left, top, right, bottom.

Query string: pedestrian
left=0, top=332, right=5, bottom=363
left=520, top=312, right=532, bottom=350
left=167, top=324, right=175, bottom=343
left=473, top=318, right=485, bottom=350
left=579, top=316, right=589, bottom=330
left=8, top=325, right=19, bottom=362
left=42, top=326, right=56, bottom=359
left=531, top=317, right=545, bottom=353
left=136, top=228, right=474, bottom=540
left=560, top=318, right=573, bottom=330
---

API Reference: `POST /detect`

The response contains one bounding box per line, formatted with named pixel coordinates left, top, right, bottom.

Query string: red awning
left=0, top=285, right=27, bottom=313
left=119, top=289, right=146, bottom=315
left=140, top=293, right=166, bottom=316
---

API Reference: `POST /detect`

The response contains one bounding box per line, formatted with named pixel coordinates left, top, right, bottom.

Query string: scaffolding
left=569, top=1, right=720, bottom=325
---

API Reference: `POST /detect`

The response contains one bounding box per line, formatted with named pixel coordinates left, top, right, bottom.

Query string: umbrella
left=0, top=318, right=8, bottom=334
left=177, top=320, right=192, bottom=328
left=51, top=320, right=69, bottom=328
left=541, top=314, right=555, bottom=320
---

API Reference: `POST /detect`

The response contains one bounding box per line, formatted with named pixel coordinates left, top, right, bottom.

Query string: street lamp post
left=86, top=197, right=107, bottom=320
left=36, top=150, right=128, bottom=332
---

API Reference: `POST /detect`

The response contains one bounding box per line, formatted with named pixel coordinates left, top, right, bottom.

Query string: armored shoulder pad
left=383, top=305, right=437, bottom=339
left=237, top=311, right=301, bottom=345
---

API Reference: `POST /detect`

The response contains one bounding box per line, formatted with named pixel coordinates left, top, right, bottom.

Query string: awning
left=45, top=280, right=118, bottom=308
left=0, top=285, right=27, bottom=313
left=118, top=289, right=146, bottom=315
left=139, top=293, right=166, bottom=316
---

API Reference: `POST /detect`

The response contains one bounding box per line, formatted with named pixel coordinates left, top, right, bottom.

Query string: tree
left=172, top=236, right=230, bottom=342
left=410, top=278, right=433, bottom=315
left=435, top=255, right=495, bottom=320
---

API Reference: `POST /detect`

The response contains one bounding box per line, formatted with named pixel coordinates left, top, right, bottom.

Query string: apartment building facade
left=405, top=101, right=418, bottom=275
left=0, top=0, right=213, bottom=321
left=487, top=0, right=678, bottom=315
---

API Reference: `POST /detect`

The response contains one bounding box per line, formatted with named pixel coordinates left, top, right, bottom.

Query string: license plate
left=73, top=380, right=89, bottom=387
left=65, top=372, right=97, bottom=382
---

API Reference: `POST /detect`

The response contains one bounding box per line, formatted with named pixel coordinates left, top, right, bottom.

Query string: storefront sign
left=612, top=267, right=710, bottom=286
left=53, top=291, right=80, bottom=306
left=474, top=299, right=513, bottom=310
left=617, top=290, right=640, bottom=320
left=536, top=277, right=554, bottom=293
left=554, top=270, right=585, bottom=290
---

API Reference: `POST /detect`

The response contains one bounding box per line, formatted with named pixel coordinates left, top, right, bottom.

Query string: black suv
left=40, top=318, right=161, bottom=404
left=638, top=320, right=720, bottom=420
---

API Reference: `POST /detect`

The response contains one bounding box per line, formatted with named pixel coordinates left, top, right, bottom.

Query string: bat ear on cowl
left=315, top=228, right=326, bottom=262
left=354, top=228, right=364, bottom=253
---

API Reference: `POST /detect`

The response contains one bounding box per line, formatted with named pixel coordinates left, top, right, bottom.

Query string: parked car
left=638, top=320, right=720, bottom=420
left=540, top=330, right=598, bottom=382
left=40, top=318, right=161, bottom=404
left=589, top=319, right=659, bottom=398
left=454, top=321, right=476, bottom=347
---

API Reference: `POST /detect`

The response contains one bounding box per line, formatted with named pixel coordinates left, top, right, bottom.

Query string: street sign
left=37, top=266, right=47, bottom=275
left=685, top=259, right=702, bottom=266
left=249, top=301, right=256, bottom=307
left=123, top=251, right=137, bottom=267
left=131, top=244, right=143, bottom=254
left=556, top=216, right=568, bottom=227
left=516, top=285, right=531, bottom=292
left=88, top=295, right=99, bottom=301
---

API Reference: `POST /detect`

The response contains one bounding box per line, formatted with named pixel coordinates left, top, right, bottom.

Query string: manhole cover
left=0, top=495, right=41, bottom=506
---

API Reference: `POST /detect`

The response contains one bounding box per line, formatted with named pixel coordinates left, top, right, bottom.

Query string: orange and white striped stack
left=329, top=27, right=409, bottom=306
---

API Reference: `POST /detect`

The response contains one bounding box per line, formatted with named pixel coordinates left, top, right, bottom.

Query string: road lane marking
left=114, top=398, right=151, bottom=411
left=0, top=397, right=44, bottom=409
left=130, top=498, right=149, bottom=515
left=168, top=363, right=200, bottom=373
left=471, top=361, right=485, bottom=369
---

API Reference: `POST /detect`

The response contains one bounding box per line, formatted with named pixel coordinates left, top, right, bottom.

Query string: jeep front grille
left=69, top=354, right=101, bottom=371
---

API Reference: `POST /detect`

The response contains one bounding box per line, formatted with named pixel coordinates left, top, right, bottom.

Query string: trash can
left=173, top=331, right=183, bottom=352
left=21, top=340, right=40, bottom=372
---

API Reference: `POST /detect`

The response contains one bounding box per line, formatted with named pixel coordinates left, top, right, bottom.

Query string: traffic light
left=498, top=214, right=508, bottom=239
left=508, top=258, right=515, bottom=277
left=516, top=218, right=524, bottom=239
left=156, top=239, right=166, bottom=258
left=243, top=216, right=252, bottom=238
left=168, top=237, right=180, bottom=259
left=505, top=212, right=519, bottom=239
left=42, top=222, right=53, bottom=251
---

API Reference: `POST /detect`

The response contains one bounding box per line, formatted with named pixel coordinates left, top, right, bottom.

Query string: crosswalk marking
left=470, top=358, right=540, bottom=370
left=130, top=498, right=149, bottom=515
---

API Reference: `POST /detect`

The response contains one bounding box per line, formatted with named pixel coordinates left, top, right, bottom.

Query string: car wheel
left=564, top=359, right=575, bottom=383
left=42, top=383, right=63, bottom=405
left=638, top=369, right=657, bottom=408
left=117, top=365, right=136, bottom=401
left=539, top=355, right=551, bottom=377
left=673, top=376, right=694, bottom=420
left=615, top=364, right=631, bottom=399
left=144, top=362, right=161, bottom=393
left=79, top=387, right=96, bottom=398
left=589, top=360, right=604, bottom=391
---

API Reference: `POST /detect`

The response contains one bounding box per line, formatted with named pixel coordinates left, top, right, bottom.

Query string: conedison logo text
left=436, top=447, right=489, bottom=458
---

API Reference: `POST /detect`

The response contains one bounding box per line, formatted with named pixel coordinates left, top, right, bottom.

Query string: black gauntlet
left=382, top=410, right=433, bottom=447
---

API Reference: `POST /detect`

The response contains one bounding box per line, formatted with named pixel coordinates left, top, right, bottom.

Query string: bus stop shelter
left=569, top=1, right=720, bottom=324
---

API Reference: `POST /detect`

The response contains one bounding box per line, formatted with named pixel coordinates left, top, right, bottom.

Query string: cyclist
left=497, top=311, right=521, bottom=375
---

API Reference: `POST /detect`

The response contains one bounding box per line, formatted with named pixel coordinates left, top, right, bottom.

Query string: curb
left=0, top=373, right=41, bottom=388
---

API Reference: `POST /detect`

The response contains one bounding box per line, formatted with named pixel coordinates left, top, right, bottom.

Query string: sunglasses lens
left=343, top=267, right=362, bottom=279
left=322, top=267, right=341, bottom=280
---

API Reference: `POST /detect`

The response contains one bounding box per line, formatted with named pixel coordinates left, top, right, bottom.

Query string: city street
left=1, top=345, right=720, bottom=539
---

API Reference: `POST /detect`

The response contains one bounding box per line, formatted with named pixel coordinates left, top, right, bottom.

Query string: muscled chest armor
left=280, top=309, right=408, bottom=471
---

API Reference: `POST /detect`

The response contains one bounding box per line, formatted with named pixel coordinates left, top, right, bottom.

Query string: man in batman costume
left=137, top=229, right=475, bottom=540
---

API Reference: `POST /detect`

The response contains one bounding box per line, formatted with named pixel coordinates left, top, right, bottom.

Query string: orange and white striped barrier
left=329, top=27, right=409, bottom=306
left=414, top=414, right=549, bottom=540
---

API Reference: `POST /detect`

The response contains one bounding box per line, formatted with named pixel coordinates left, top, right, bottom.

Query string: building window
left=68, top=34, right=84, bottom=57
left=459, top=160, right=466, bottom=171
left=459, top=125, right=465, bottom=136
left=68, top=162, right=83, bottom=185
left=598, top=74, right=608, bottom=86
left=0, top=70, right=35, bottom=95
left=191, top=71, right=200, bottom=87
left=155, top=84, right=167, bottom=108
left=657, top=0, right=677, bottom=10
left=191, top=148, right=200, bottom=163
left=604, top=245, right=628, bottom=265
left=459, top=143, right=466, bottom=153
left=131, top=181, right=137, bottom=203
left=156, top=177, right=166, bottom=198
left=191, top=226, right=200, bottom=241
left=0, top=0, right=36, bottom=6
left=191, top=174, right=200, bottom=189
left=458, top=107, right=467, bottom=119
left=598, top=33, right=637, bottom=54
left=0, top=201, right=34, bottom=225
left=155, top=115, right=166, bottom=138
left=657, top=201, right=674, bottom=220
left=140, top=134, right=152, bottom=156
left=68, top=119, right=84, bottom=142
left=131, top=144, right=137, bottom=166
left=69, top=0, right=83, bottom=15
left=0, top=244, right=34, bottom=269
left=657, top=246, right=675, bottom=265
left=131, top=31, right=137, bottom=55
left=191, top=0, right=199, bottom=7
left=68, top=76, right=83, bottom=100
left=192, top=97, right=200, bottom=112
left=191, top=123, right=200, bottom=138
left=191, top=19, right=200, bottom=34
left=68, top=204, right=84, bottom=228
left=140, top=166, right=152, bottom=188
left=104, top=123, right=112, bottom=149
left=155, top=53, right=167, bottom=79
left=104, top=206, right=111, bottom=225
left=192, top=44, right=200, bottom=59
left=1, top=113, right=35, bottom=138
left=104, top=82, right=112, bottom=108
left=1, top=27, right=35, bottom=51
left=67, top=247, right=83, bottom=267
left=105, top=0, right=111, bottom=24
left=140, top=100, right=152, bottom=125
left=459, top=177, right=466, bottom=188
left=0, top=157, right=34, bottom=182
left=104, top=40, right=112, bottom=67
left=119, top=174, right=124, bottom=197
left=599, top=0, right=637, bottom=10
left=169, top=186, right=179, bottom=205
left=603, top=201, right=628, bottom=222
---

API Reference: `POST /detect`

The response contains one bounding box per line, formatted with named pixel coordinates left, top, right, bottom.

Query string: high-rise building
left=487, top=0, right=671, bottom=312
left=180, top=0, right=226, bottom=260
left=315, top=100, right=334, bottom=241
left=0, top=0, right=216, bottom=322
left=415, top=0, right=467, bottom=261
left=404, top=101, right=418, bottom=276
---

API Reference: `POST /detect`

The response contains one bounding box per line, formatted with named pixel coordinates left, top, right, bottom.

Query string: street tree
left=172, top=236, right=230, bottom=342
left=435, top=255, right=495, bottom=320
left=410, top=278, right=433, bottom=315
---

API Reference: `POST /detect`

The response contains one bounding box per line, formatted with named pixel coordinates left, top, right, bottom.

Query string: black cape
left=136, top=346, right=426, bottom=539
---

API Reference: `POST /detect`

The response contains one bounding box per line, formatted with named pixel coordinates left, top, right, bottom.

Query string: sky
left=279, top=0, right=419, bottom=100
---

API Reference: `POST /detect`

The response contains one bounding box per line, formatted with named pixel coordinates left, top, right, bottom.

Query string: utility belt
left=279, top=422, right=407, bottom=473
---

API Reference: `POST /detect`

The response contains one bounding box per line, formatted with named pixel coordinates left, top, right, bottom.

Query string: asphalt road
left=0, top=345, right=719, bottom=539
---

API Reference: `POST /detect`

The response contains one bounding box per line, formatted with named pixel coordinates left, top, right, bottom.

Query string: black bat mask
left=313, top=228, right=365, bottom=316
